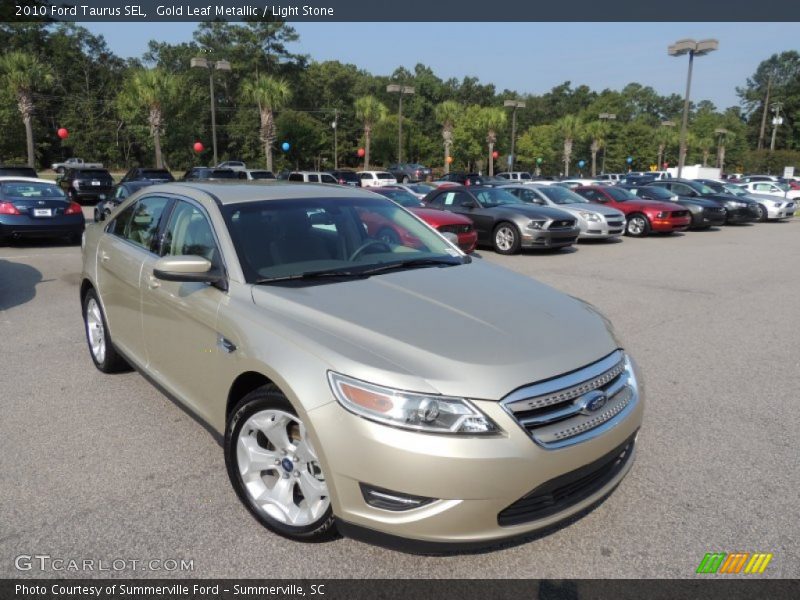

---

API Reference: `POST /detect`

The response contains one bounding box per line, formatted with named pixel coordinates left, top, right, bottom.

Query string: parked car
left=80, top=181, right=643, bottom=548
left=287, top=171, right=339, bottom=184
left=238, top=169, right=276, bottom=181
left=501, top=183, right=625, bottom=240
left=120, top=167, right=175, bottom=184
left=0, top=164, right=38, bottom=178
left=595, top=174, right=623, bottom=184
left=647, top=179, right=760, bottom=224
left=327, top=169, right=361, bottom=187
left=216, top=160, right=247, bottom=171
left=620, top=174, right=658, bottom=186
left=387, top=163, right=432, bottom=183
left=181, top=167, right=239, bottom=182
left=433, top=172, right=485, bottom=186
left=94, top=180, right=156, bottom=222
left=738, top=181, right=800, bottom=201
left=423, top=185, right=580, bottom=254
left=357, top=171, right=397, bottom=188
left=573, top=185, right=691, bottom=237
left=619, top=184, right=727, bottom=229
left=739, top=174, right=778, bottom=184
left=369, top=186, right=478, bottom=253
left=0, top=177, right=84, bottom=243
left=379, top=182, right=437, bottom=199
left=51, top=157, right=103, bottom=174
left=695, top=179, right=795, bottom=222
left=497, top=171, right=534, bottom=182
left=559, top=179, right=602, bottom=189
left=58, top=167, right=115, bottom=204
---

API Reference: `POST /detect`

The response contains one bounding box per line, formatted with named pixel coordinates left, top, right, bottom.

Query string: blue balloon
left=578, top=160, right=586, bottom=168
left=281, top=142, right=290, bottom=152
left=626, top=156, right=633, bottom=164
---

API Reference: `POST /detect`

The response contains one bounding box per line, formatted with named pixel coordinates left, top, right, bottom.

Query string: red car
left=573, top=185, right=691, bottom=237
left=367, top=187, right=478, bottom=253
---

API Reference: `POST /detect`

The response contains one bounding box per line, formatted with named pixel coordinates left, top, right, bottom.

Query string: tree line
left=1, top=21, right=798, bottom=175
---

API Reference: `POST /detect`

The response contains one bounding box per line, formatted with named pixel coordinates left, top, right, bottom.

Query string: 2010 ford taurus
left=80, top=182, right=643, bottom=551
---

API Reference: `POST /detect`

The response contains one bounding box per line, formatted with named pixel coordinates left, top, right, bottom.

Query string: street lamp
left=386, top=84, right=415, bottom=164
left=769, top=102, right=783, bottom=152
left=714, top=127, right=729, bottom=171
left=503, top=100, right=526, bottom=172
left=598, top=112, right=616, bottom=174
left=331, top=109, right=339, bottom=169
left=191, top=56, right=231, bottom=166
left=668, top=38, right=719, bottom=179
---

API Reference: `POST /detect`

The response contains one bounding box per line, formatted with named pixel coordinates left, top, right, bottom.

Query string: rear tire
left=82, top=288, right=130, bottom=373
left=225, top=385, right=337, bottom=542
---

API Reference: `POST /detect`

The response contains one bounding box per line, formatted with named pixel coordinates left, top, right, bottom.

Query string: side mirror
left=153, top=255, right=227, bottom=289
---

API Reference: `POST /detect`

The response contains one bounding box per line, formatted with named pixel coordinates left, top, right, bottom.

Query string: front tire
left=82, top=288, right=130, bottom=373
left=625, top=214, right=651, bottom=237
left=757, top=204, right=768, bottom=222
left=493, top=222, right=522, bottom=255
left=225, top=386, right=337, bottom=542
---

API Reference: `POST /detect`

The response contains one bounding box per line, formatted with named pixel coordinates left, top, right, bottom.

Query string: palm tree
left=584, top=121, right=610, bottom=177
left=696, top=136, right=715, bottom=167
left=434, top=101, right=461, bottom=173
left=354, top=95, right=388, bottom=170
left=118, top=68, right=179, bottom=169
left=654, top=125, right=676, bottom=170
left=0, top=52, right=54, bottom=168
left=555, top=115, right=584, bottom=177
left=241, top=75, right=292, bottom=172
left=478, top=107, right=506, bottom=176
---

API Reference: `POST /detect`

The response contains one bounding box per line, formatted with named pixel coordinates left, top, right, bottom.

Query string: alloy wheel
left=495, top=225, right=516, bottom=251
left=627, top=216, right=647, bottom=236
left=85, top=297, right=106, bottom=364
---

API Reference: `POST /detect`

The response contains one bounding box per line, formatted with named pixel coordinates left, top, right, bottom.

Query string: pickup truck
left=51, top=158, right=103, bottom=173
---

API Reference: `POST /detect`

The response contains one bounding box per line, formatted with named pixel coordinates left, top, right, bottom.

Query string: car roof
left=0, top=176, right=57, bottom=184
left=143, top=181, right=383, bottom=205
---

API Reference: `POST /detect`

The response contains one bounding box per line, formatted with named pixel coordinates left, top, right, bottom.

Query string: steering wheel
left=349, top=239, right=392, bottom=261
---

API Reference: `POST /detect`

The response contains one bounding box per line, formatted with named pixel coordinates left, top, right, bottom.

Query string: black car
left=423, top=185, right=580, bottom=254
left=648, top=179, right=760, bottom=224
left=621, top=174, right=658, bottom=186
left=120, top=167, right=175, bottom=183
left=58, top=168, right=115, bottom=204
left=94, top=180, right=156, bottom=222
left=0, top=165, right=38, bottom=178
left=0, top=178, right=84, bottom=244
left=180, top=167, right=239, bottom=181
left=436, top=172, right=486, bottom=186
left=619, top=184, right=727, bottom=229
left=388, top=163, right=432, bottom=183
left=327, top=169, right=361, bottom=187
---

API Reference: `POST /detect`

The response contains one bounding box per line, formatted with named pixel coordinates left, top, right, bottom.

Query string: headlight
left=728, top=201, right=745, bottom=208
left=578, top=211, right=601, bottom=222
left=656, top=211, right=668, bottom=218
left=328, top=372, right=500, bottom=434
left=773, top=201, right=783, bottom=207
left=527, top=220, right=547, bottom=230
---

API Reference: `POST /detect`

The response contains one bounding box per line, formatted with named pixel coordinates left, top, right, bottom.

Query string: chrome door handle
left=147, top=275, right=161, bottom=289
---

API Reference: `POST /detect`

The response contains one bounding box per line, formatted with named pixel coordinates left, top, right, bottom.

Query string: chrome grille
left=548, top=219, right=576, bottom=230
left=502, top=350, right=637, bottom=449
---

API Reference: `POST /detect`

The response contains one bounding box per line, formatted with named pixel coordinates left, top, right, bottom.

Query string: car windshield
left=376, top=172, right=394, bottom=179
left=605, top=187, right=637, bottom=201
left=774, top=183, right=791, bottom=191
left=223, top=197, right=466, bottom=283
left=374, top=188, right=424, bottom=207
left=640, top=186, right=674, bottom=200
left=2, top=182, right=66, bottom=198
left=407, top=183, right=435, bottom=194
left=78, top=169, right=110, bottom=178
left=211, top=170, right=238, bottom=179
left=473, top=188, right=524, bottom=207
left=687, top=181, right=716, bottom=195
left=141, top=169, right=172, bottom=179
left=538, top=186, right=589, bottom=204
left=723, top=185, right=748, bottom=197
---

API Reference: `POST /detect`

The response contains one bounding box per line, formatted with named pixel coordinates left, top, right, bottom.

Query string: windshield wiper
left=357, top=257, right=467, bottom=276
left=254, top=268, right=367, bottom=285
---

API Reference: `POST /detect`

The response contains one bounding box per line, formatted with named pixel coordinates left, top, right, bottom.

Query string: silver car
left=502, top=183, right=626, bottom=240
left=80, top=182, right=643, bottom=551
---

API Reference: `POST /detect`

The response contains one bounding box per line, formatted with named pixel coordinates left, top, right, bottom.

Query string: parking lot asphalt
left=1, top=210, right=798, bottom=579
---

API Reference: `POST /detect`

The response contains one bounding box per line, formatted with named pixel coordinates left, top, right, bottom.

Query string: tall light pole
left=503, top=99, right=526, bottom=172
left=598, top=113, right=616, bottom=174
left=769, top=102, right=783, bottom=152
left=668, top=38, right=718, bottom=179
left=191, top=57, right=231, bottom=166
left=331, top=109, right=338, bottom=169
left=386, top=84, right=415, bottom=164
left=714, top=127, right=729, bottom=172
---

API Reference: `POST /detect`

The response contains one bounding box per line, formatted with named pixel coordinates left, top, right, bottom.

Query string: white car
left=287, top=171, right=339, bottom=184
left=739, top=181, right=800, bottom=201
left=722, top=185, right=795, bottom=221
left=496, top=171, right=534, bottom=182
left=357, top=171, right=397, bottom=188
left=239, top=169, right=276, bottom=181
left=215, top=161, right=247, bottom=171
left=596, top=174, right=623, bottom=184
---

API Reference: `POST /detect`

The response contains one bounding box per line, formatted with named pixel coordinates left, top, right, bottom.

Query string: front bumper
left=650, top=215, right=691, bottom=232
left=521, top=226, right=580, bottom=248
left=765, top=202, right=795, bottom=220
left=456, top=231, right=478, bottom=253
left=0, top=214, right=85, bottom=239
left=308, top=371, right=643, bottom=548
left=690, top=209, right=727, bottom=228
left=71, top=187, right=113, bottom=204
left=579, top=218, right=625, bottom=240
left=725, top=207, right=759, bottom=224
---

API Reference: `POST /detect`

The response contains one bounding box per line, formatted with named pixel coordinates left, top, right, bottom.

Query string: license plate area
left=91, top=180, right=101, bottom=186
left=33, top=208, right=53, bottom=217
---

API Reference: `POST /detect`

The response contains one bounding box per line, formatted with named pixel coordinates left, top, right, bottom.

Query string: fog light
left=359, top=483, right=435, bottom=511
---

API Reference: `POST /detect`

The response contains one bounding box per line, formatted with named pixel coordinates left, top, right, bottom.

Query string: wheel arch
left=227, top=371, right=277, bottom=420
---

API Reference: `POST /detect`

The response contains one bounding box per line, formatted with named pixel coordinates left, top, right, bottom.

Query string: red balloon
left=57, top=128, right=69, bottom=140
left=357, top=148, right=365, bottom=158
left=193, top=142, right=204, bottom=153
left=492, top=151, right=499, bottom=159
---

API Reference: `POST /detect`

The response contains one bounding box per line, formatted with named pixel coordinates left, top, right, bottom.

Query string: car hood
left=674, top=196, right=721, bottom=208
left=409, top=207, right=471, bottom=226
left=491, top=204, right=574, bottom=220
left=555, top=203, right=624, bottom=218
left=250, top=260, right=617, bottom=400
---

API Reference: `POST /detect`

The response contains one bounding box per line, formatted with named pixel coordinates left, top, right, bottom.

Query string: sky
left=84, top=22, right=794, bottom=110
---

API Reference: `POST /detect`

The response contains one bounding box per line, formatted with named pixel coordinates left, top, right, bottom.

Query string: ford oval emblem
left=579, top=390, right=608, bottom=414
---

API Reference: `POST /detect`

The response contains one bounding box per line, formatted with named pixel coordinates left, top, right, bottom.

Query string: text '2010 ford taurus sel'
left=80, top=182, right=643, bottom=552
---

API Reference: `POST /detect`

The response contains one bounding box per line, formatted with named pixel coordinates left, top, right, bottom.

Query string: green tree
left=654, top=125, right=676, bottom=170
left=0, top=51, right=54, bottom=167
left=478, top=107, right=506, bottom=176
left=241, top=75, right=292, bottom=171
left=555, top=115, right=584, bottom=176
left=354, top=95, right=388, bottom=170
left=117, top=68, right=180, bottom=168
left=584, top=120, right=610, bottom=177
left=434, top=100, right=461, bottom=173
